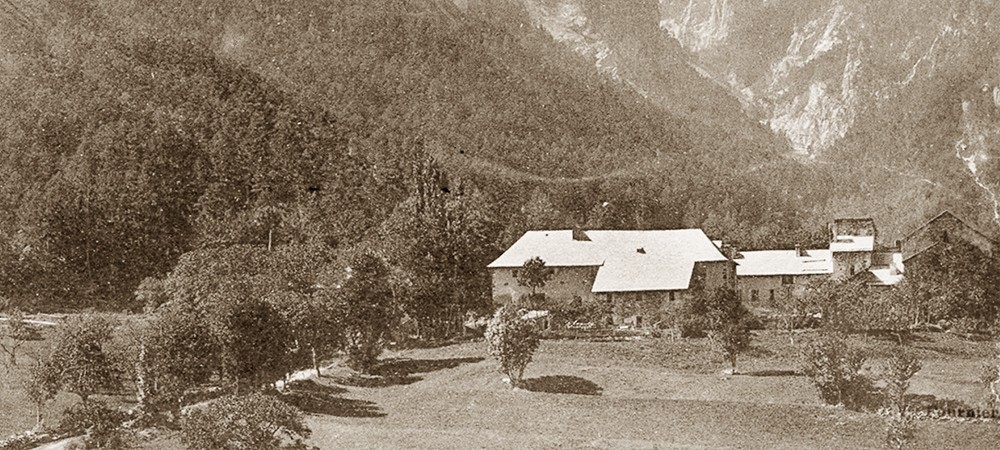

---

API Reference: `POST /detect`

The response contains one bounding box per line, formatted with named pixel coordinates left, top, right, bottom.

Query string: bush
left=484, top=306, right=540, bottom=388
left=181, top=393, right=312, bottom=450
left=58, top=401, right=131, bottom=449
left=801, top=333, right=878, bottom=411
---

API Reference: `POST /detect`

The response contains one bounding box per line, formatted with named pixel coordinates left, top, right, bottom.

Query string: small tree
left=881, top=351, right=921, bottom=450
left=484, top=306, right=540, bottom=388
left=515, top=257, right=552, bottom=308
left=48, top=314, right=122, bottom=402
left=882, top=351, right=922, bottom=413
left=0, top=309, right=40, bottom=366
left=181, top=393, right=311, bottom=450
left=23, top=357, right=61, bottom=428
left=704, top=289, right=754, bottom=373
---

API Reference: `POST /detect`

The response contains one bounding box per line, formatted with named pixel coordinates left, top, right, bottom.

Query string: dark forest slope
left=0, top=0, right=822, bottom=309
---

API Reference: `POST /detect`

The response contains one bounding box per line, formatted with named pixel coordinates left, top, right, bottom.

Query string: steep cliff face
left=516, top=0, right=1000, bottom=231
left=655, top=0, right=980, bottom=156
left=515, top=0, right=789, bottom=162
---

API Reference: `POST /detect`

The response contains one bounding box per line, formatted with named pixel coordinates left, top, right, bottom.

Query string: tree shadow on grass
left=286, top=379, right=348, bottom=395
left=330, top=374, right=422, bottom=388
left=328, top=357, right=485, bottom=388
left=371, top=357, right=485, bottom=377
left=281, top=379, right=385, bottom=418
left=521, top=375, right=603, bottom=396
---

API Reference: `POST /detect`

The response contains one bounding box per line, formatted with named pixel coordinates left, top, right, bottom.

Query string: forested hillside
left=0, top=0, right=830, bottom=310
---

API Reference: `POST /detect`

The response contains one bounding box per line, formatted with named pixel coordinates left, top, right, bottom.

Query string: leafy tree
left=116, top=303, right=220, bottom=417
left=23, top=358, right=61, bottom=428
left=211, top=294, right=295, bottom=392
left=515, top=257, right=553, bottom=309
left=182, top=393, right=311, bottom=450
left=880, top=348, right=921, bottom=450
left=46, top=314, right=122, bottom=402
left=338, top=252, right=400, bottom=373
left=386, top=159, right=501, bottom=339
left=269, top=291, right=343, bottom=378
left=801, top=333, right=876, bottom=411
left=516, top=257, right=553, bottom=298
left=158, top=243, right=337, bottom=389
left=484, top=305, right=540, bottom=388
left=904, top=241, right=1000, bottom=329
left=0, top=309, right=40, bottom=366
left=703, top=288, right=754, bottom=373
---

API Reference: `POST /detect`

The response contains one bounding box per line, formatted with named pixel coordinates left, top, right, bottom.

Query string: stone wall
left=490, top=266, right=599, bottom=306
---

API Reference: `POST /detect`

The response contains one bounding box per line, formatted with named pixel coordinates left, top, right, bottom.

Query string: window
left=669, top=291, right=676, bottom=301
left=781, top=275, right=793, bottom=285
left=751, top=290, right=759, bottom=302
left=769, top=290, right=775, bottom=302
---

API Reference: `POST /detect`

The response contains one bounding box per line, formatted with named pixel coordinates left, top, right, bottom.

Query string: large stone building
left=488, top=229, right=735, bottom=327
left=488, top=212, right=994, bottom=328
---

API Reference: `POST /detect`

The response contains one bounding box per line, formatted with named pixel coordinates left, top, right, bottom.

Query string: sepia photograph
left=1, top=0, right=1000, bottom=448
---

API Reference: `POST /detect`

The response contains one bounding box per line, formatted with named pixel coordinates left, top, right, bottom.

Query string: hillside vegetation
left=0, top=0, right=825, bottom=310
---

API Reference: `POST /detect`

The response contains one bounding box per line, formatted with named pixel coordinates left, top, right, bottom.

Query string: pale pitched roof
left=488, top=229, right=727, bottom=293
left=830, top=235, right=875, bottom=252
left=487, top=230, right=606, bottom=268
left=592, top=254, right=695, bottom=293
left=487, top=229, right=727, bottom=268
left=735, top=249, right=833, bottom=277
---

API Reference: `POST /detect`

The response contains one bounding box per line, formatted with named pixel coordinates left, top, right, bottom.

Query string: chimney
left=795, top=246, right=805, bottom=257
left=894, top=239, right=902, bottom=250
left=636, top=247, right=646, bottom=254
left=572, top=227, right=590, bottom=241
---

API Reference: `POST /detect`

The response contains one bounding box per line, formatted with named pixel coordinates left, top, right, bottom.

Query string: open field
left=6, top=329, right=1000, bottom=448
left=143, top=330, right=1000, bottom=449
left=299, top=332, right=1000, bottom=449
